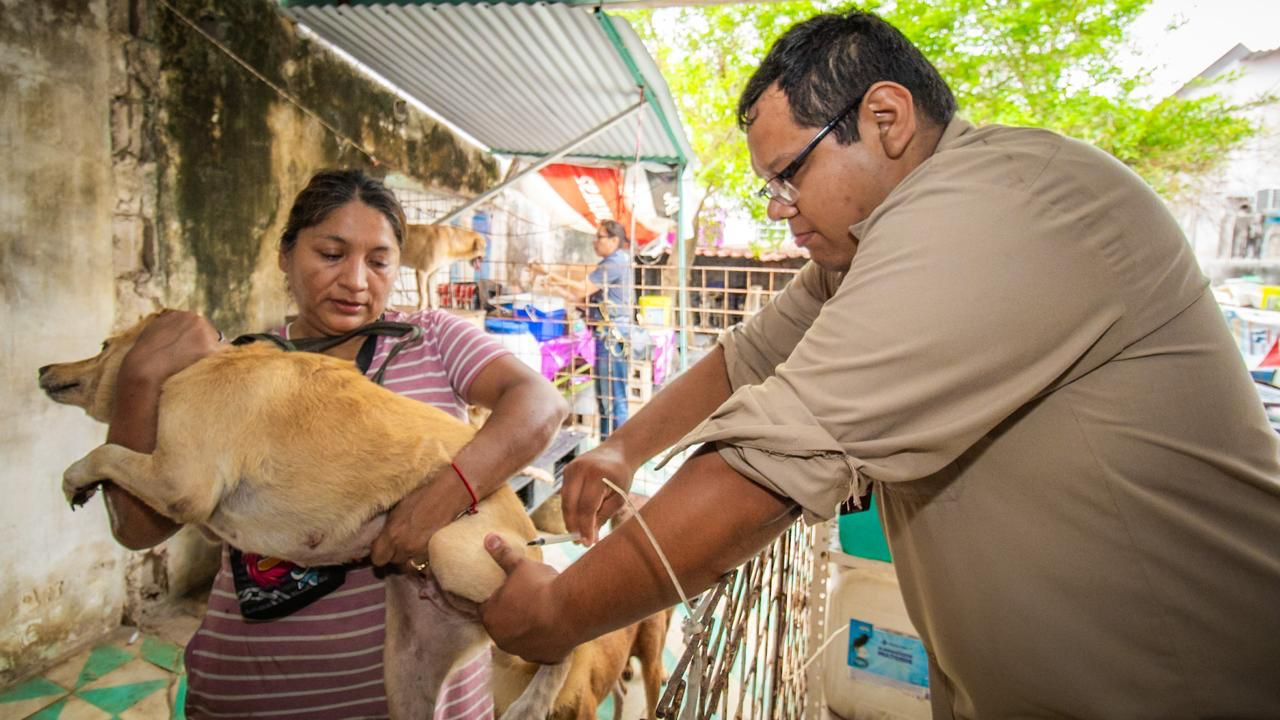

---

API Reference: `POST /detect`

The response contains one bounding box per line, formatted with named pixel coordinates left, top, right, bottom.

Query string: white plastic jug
left=823, top=558, right=932, bottom=720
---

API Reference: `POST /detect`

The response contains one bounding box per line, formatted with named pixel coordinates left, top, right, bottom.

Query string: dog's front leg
left=415, top=269, right=429, bottom=310
left=63, top=444, right=216, bottom=523
left=384, top=573, right=488, bottom=720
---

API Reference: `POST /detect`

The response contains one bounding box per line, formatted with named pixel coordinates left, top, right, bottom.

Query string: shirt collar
left=848, top=116, right=975, bottom=239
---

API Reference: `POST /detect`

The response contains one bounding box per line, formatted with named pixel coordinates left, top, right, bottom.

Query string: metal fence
left=406, top=257, right=804, bottom=451
left=655, top=521, right=831, bottom=720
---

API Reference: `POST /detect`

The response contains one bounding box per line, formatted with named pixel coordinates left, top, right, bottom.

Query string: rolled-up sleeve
left=718, top=261, right=842, bottom=388
left=665, top=177, right=1131, bottom=523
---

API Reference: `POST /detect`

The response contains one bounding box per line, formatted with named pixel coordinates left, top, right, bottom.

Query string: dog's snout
left=38, top=364, right=51, bottom=378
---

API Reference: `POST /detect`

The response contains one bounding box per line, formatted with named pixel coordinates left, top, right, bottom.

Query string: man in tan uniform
left=481, top=11, right=1280, bottom=717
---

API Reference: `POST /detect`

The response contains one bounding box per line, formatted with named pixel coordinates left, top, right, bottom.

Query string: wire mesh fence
left=656, top=520, right=829, bottom=720
left=402, top=256, right=804, bottom=456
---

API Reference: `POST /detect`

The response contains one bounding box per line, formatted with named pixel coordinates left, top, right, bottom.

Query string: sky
left=1126, top=0, right=1280, bottom=97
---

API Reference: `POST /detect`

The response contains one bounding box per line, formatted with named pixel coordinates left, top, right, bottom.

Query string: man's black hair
left=737, top=10, right=957, bottom=143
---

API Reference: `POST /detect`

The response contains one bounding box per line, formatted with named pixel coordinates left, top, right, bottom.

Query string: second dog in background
left=402, top=224, right=487, bottom=309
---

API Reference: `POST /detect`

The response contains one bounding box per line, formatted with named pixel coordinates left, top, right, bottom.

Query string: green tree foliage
left=623, top=0, right=1262, bottom=232
left=623, top=2, right=833, bottom=233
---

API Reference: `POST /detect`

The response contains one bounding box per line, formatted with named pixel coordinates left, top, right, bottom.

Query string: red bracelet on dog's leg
left=452, top=462, right=479, bottom=516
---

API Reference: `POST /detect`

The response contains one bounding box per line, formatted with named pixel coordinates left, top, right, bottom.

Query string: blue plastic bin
left=515, top=306, right=567, bottom=343
left=484, top=318, right=529, bottom=335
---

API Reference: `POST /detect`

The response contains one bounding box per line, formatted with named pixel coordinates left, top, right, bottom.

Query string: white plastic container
left=489, top=326, right=542, bottom=373
left=823, top=557, right=932, bottom=720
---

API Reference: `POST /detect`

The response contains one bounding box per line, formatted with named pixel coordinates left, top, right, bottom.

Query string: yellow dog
left=39, top=312, right=568, bottom=719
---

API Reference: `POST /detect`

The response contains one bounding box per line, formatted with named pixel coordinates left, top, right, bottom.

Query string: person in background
left=532, top=219, right=635, bottom=438
left=481, top=10, right=1280, bottom=718
left=101, top=169, right=567, bottom=719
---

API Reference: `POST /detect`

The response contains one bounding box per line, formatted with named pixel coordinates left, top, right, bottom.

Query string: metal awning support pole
left=437, top=98, right=647, bottom=225
left=676, top=162, right=689, bottom=371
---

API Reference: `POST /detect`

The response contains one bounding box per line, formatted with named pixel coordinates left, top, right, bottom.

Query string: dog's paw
left=63, top=459, right=103, bottom=509
left=520, top=466, right=555, bottom=485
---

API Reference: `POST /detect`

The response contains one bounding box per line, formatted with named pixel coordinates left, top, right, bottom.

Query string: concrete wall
left=136, top=0, right=499, bottom=334
left=1, top=0, right=499, bottom=686
left=0, top=0, right=131, bottom=685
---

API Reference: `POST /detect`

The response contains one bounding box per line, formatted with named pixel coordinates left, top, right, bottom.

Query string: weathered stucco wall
left=139, top=0, right=499, bottom=334
left=0, top=0, right=131, bottom=685
left=2, top=0, right=499, bottom=687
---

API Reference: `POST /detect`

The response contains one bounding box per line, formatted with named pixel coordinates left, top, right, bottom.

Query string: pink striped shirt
left=185, top=309, right=509, bottom=719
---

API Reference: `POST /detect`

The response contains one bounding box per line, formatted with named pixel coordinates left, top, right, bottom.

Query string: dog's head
left=37, top=313, right=159, bottom=423
left=455, top=230, right=486, bottom=270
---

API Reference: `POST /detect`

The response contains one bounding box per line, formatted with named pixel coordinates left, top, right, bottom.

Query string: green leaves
left=626, top=0, right=1263, bottom=227
left=621, top=2, right=843, bottom=224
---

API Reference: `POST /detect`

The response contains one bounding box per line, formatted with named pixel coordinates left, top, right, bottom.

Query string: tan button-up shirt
left=668, top=119, right=1280, bottom=717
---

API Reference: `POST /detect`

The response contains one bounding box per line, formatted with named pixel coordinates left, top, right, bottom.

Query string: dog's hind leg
left=499, top=660, right=570, bottom=720
left=63, top=444, right=219, bottom=524
left=634, top=611, right=671, bottom=719
left=416, top=269, right=429, bottom=310
left=611, top=681, right=625, bottom=720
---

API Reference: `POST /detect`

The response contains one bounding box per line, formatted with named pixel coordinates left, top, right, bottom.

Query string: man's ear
left=861, top=81, right=917, bottom=160
left=277, top=250, right=289, bottom=273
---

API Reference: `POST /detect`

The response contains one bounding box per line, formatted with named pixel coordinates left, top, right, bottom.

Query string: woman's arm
left=530, top=261, right=598, bottom=303
left=105, top=311, right=221, bottom=549
left=370, top=355, right=569, bottom=566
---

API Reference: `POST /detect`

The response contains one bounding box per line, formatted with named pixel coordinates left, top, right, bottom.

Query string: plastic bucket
left=516, top=305, right=568, bottom=342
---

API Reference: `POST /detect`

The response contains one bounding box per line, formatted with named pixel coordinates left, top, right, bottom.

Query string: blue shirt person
left=531, top=220, right=635, bottom=437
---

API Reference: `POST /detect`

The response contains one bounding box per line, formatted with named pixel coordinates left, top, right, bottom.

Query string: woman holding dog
left=104, top=169, right=567, bottom=719
left=531, top=219, right=634, bottom=438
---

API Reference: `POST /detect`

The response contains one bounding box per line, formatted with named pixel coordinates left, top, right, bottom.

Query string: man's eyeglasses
left=756, top=97, right=861, bottom=206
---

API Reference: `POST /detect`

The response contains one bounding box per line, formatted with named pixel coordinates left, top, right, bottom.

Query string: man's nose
left=766, top=197, right=797, bottom=222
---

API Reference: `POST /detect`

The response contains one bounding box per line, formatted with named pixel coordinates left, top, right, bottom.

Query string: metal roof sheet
left=282, top=2, right=692, bottom=166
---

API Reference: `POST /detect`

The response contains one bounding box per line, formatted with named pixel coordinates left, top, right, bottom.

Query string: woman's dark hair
left=280, top=169, right=407, bottom=253
left=736, top=11, right=956, bottom=144
left=598, top=219, right=630, bottom=248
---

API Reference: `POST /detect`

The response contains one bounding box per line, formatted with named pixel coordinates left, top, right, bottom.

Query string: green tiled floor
left=2, top=543, right=681, bottom=720
left=0, top=628, right=187, bottom=720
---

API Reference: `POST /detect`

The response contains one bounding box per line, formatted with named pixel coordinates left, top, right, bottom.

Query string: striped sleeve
left=425, top=311, right=511, bottom=399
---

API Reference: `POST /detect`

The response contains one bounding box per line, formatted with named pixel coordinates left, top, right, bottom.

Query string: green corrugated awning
left=279, top=1, right=692, bottom=167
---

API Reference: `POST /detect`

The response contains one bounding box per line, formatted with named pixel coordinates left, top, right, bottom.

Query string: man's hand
left=369, top=471, right=463, bottom=567
left=528, top=261, right=548, bottom=277
left=560, top=444, right=635, bottom=545
left=119, top=310, right=220, bottom=386
left=479, top=533, right=574, bottom=664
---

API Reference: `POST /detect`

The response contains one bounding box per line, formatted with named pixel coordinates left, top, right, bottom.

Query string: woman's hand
left=119, top=310, right=221, bottom=386
left=104, top=310, right=219, bottom=550
left=480, top=533, right=574, bottom=664
left=369, top=466, right=468, bottom=567
left=560, top=443, right=636, bottom=546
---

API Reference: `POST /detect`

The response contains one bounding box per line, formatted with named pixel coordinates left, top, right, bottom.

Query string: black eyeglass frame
left=756, top=97, right=862, bottom=204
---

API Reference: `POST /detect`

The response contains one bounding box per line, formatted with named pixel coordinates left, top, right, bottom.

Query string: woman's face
left=278, top=200, right=401, bottom=337
left=594, top=228, right=620, bottom=258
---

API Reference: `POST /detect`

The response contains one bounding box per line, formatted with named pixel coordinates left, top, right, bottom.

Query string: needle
left=526, top=532, right=581, bottom=546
